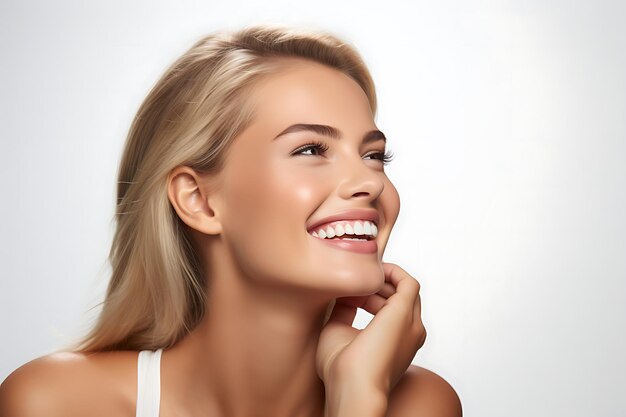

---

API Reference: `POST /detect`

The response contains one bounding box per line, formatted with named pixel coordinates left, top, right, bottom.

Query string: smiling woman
left=0, top=25, right=461, bottom=417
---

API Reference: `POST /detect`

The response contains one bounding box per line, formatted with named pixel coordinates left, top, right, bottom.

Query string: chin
left=324, top=262, right=385, bottom=297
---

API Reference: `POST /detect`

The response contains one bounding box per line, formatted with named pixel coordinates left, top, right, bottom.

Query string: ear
left=167, top=166, right=223, bottom=235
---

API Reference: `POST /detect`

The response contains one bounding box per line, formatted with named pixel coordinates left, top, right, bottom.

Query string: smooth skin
left=0, top=58, right=461, bottom=417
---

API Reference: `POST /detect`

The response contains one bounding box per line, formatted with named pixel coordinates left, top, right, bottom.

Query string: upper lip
left=306, top=209, right=380, bottom=233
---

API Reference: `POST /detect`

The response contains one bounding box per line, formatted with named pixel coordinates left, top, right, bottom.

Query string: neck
left=165, top=249, right=332, bottom=417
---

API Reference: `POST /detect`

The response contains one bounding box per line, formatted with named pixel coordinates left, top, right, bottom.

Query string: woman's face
left=211, top=59, right=400, bottom=297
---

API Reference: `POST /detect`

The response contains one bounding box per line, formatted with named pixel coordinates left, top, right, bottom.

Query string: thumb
left=326, top=299, right=358, bottom=326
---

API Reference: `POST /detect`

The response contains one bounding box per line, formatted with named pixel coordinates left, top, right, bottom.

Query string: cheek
left=221, top=162, right=322, bottom=273
left=283, top=175, right=321, bottom=208
left=384, top=179, right=401, bottom=226
left=377, top=179, right=400, bottom=258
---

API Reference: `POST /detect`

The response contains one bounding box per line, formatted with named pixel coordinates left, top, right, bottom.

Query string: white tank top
left=136, top=349, right=162, bottom=417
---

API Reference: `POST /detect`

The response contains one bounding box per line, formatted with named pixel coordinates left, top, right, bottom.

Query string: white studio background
left=1, top=1, right=625, bottom=416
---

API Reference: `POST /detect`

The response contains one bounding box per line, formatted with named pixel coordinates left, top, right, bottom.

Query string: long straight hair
left=76, top=25, right=378, bottom=352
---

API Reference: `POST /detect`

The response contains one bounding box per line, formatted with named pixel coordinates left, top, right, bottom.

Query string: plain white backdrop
left=1, top=1, right=625, bottom=416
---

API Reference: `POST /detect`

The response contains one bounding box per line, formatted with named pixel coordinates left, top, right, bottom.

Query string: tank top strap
left=136, top=349, right=162, bottom=417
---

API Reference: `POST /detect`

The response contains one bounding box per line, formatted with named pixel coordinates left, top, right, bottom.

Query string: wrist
left=324, top=379, right=388, bottom=417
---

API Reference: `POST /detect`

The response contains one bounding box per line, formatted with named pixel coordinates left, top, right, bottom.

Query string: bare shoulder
left=386, top=365, right=462, bottom=417
left=0, top=350, right=138, bottom=417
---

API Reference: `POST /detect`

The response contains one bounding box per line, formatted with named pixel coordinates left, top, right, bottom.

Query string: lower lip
left=310, top=235, right=378, bottom=254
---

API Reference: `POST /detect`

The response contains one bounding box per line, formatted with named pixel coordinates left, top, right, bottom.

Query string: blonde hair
left=76, top=25, right=377, bottom=352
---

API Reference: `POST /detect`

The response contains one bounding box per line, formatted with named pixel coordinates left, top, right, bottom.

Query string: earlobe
left=167, top=166, right=222, bottom=235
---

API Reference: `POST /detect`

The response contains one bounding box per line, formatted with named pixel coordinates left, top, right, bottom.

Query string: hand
left=316, top=262, right=426, bottom=396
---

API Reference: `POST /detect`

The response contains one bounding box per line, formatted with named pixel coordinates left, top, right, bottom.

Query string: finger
left=359, top=293, right=388, bottom=316
left=336, top=295, right=367, bottom=308
left=413, top=292, right=423, bottom=328
left=327, top=301, right=357, bottom=326
left=382, top=263, right=424, bottom=333
left=349, top=265, right=425, bottom=365
left=383, top=262, right=417, bottom=287
left=377, top=282, right=396, bottom=298
left=338, top=281, right=395, bottom=302
left=337, top=293, right=387, bottom=316
left=383, top=263, right=420, bottom=305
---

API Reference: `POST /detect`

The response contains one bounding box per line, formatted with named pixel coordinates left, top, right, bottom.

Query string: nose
left=336, top=155, right=385, bottom=202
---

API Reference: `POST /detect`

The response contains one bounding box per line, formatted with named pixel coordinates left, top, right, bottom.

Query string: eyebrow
left=273, top=123, right=386, bottom=144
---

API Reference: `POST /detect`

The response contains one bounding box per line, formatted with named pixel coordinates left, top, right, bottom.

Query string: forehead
left=247, top=58, right=375, bottom=134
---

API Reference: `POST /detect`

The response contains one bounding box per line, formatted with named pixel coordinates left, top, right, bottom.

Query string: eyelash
left=291, top=141, right=395, bottom=165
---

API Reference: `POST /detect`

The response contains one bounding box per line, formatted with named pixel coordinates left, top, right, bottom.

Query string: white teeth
left=310, top=220, right=378, bottom=240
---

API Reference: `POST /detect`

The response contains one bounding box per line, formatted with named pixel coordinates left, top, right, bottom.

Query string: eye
left=291, top=141, right=329, bottom=156
left=364, top=149, right=395, bottom=166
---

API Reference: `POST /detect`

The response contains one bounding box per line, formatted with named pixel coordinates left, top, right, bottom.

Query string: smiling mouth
left=307, top=220, right=379, bottom=254
left=307, top=220, right=378, bottom=241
